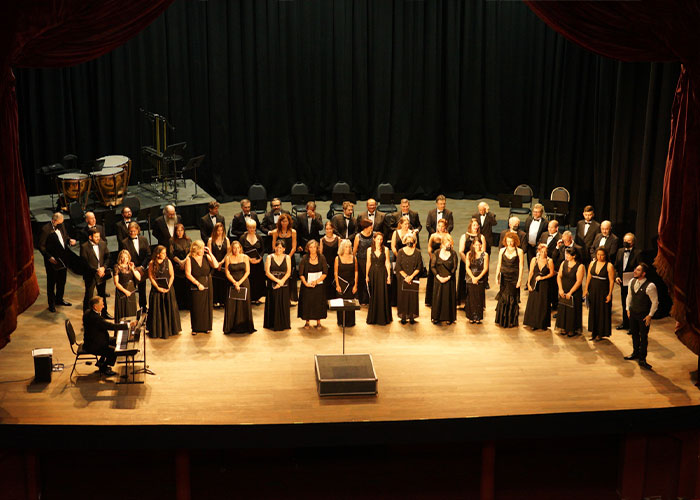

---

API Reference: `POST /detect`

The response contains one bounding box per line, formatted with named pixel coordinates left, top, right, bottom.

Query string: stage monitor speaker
left=314, top=354, right=377, bottom=397
left=32, top=348, right=53, bottom=383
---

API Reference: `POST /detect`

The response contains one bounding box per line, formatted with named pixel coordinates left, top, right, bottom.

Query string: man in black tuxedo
left=575, top=205, right=600, bottom=265
left=260, top=198, right=289, bottom=235
left=614, top=232, right=642, bottom=330
left=524, top=204, right=548, bottom=263
left=122, top=222, right=152, bottom=309
left=499, top=216, right=528, bottom=252
left=331, top=201, right=356, bottom=240
left=82, top=296, right=135, bottom=376
left=115, top=206, right=134, bottom=250
left=296, top=200, right=324, bottom=252
left=80, top=228, right=111, bottom=317
left=391, top=198, right=422, bottom=248
left=38, top=212, right=77, bottom=312
left=79, top=211, right=107, bottom=244
left=426, top=195, right=454, bottom=236
left=356, top=198, right=386, bottom=234
left=539, top=220, right=561, bottom=311
left=199, top=200, right=226, bottom=242
left=590, top=220, right=619, bottom=262
left=152, top=205, right=182, bottom=248
left=228, top=199, right=261, bottom=241
left=472, top=202, right=496, bottom=253
left=553, top=230, right=583, bottom=269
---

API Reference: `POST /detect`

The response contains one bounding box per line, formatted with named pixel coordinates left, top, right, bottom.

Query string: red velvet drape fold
left=525, top=0, right=700, bottom=353
left=0, top=0, right=174, bottom=349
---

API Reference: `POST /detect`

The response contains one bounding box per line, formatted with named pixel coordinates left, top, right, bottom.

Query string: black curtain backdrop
left=16, top=0, right=678, bottom=249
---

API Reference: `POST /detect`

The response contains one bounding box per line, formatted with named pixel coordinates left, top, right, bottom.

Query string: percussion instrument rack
left=139, top=108, right=187, bottom=201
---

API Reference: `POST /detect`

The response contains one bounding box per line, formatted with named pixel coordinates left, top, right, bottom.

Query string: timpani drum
left=92, top=155, right=132, bottom=206
left=56, top=173, right=91, bottom=210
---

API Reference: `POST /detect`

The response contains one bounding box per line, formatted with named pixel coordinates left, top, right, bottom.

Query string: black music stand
left=332, top=191, right=358, bottom=204
left=542, top=199, right=570, bottom=223
left=328, top=299, right=361, bottom=354
left=497, top=193, right=523, bottom=210
left=251, top=198, right=268, bottom=213
left=180, top=154, right=206, bottom=200
left=133, top=308, right=155, bottom=377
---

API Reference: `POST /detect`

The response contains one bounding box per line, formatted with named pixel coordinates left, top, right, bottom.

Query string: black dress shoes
left=616, top=324, right=628, bottom=331
left=638, top=360, right=653, bottom=370
left=624, top=353, right=639, bottom=361
left=102, top=312, right=114, bottom=320
left=48, top=305, right=56, bottom=313
left=57, top=299, right=72, bottom=307
left=100, top=367, right=117, bottom=376
left=400, top=318, right=407, bottom=325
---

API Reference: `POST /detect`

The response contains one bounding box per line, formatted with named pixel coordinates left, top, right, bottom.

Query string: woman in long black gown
left=270, top=213, right=298, bottom=303
left=459, top=218, right=487, bottom=307
left=147, top=245, right=181, bottom=338
left=335, top=239, right=358, bottom=326
left=240, top=219, right=266, bottom=304
left=556, top=247, right=585, bottom=337
left=494, top=232, right=524, bottom=328
left=223, top=240, right=255, bottom=334
left=264, top=239, right=292, bottom=331
left=185, top=240, right=219, bottom=335
left=431, top=234, right=458, bottom=324
left=426, top=218, right=449, bottom=306
left=366, top=231, right=392, bottom=325
left=298, top=240, right=328, bottom=328
left=320, top=221, right=339, bottom=301
left=523, top=243, right=556, bottom=330
left=168, top=224, right=191, bottom=310
left=464, top=238, right=489, bottom=324
left=583, top=247, right=615, bottom=341
left=396, top=232, right=422, bottom=324
left=207, top=222, right=229, bottom=308
left=391, top=216, right=416, bottom=307
left=113, top=249, right=141, bottom=322
left=353, top=218, right=374, bottom=305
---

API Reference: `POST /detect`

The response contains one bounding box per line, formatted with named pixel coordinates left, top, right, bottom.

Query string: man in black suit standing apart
left=426, top=195, right=454, bottom=236
left=553, top=231, right=583, bottom=269
left=614, top=232, right=642, bottom=330
left=575, top=205, right=600, bottom=265
left=524, top=203, right=548, bottom=263
left=331, top=201, right=356, bottom=240
left=199, top=200, right=226, bottom=242
left=356, top=198, right=386, bottom=234
left=296, top=200, right=324, bottom=252
left=472, top=201, right=496, bottom=253
left=122, top=222, right=152, bottom=309
left=38, top=212, right=77, bottom=312
left=82, top=296, right=135, bottom=376
left=80, top=228, right=112, bottom=317
left=590, top=220, right=619, bottom=262
left=152, top=205, right=182, bottom=248
left=115, top=206, right=134, bottom=250
left=228, top=199, right=261, bottom=241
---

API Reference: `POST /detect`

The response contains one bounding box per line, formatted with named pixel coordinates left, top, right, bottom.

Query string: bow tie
left=533, top=219, right=540, bottom=222
left=438, top=211, right=443, bottom=215
left=132, top=237, right=138, bottom=240
left=585, top=222, right=591, bottom=225
left=344, top=217, right=349, bottom=220
left=624, top=249, right=631, bottom=253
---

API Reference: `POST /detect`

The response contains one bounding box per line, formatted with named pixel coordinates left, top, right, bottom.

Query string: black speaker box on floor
left=314, top=354, right=377, bottom=396
left=32, top=348, right=53, bottom=383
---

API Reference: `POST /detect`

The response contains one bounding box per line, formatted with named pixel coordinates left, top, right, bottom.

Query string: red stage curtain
left=525, top=1, right=700, bottom=353
left=0, top=1, right=174, bottom=349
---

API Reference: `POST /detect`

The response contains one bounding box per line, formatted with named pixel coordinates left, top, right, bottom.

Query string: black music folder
left=229, top=286, right=248, bottom=301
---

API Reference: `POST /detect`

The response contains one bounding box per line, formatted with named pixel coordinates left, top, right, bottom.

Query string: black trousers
left=137, top=279, right=147, bottom=309
left=92, top=337, right=117, bottom=368
left=83, top=275, right=107, bottom=312
left=620, top=286, right=630, bottom=328
left=45, top=262, right=67, bottom=307
left=629, top=313, right=650, bottom=360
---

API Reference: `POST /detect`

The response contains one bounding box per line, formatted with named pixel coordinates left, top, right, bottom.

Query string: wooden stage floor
left=2, top=198, right=698, bottom=432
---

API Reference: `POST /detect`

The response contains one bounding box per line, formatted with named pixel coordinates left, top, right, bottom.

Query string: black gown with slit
left=523, top=259, right=552, bottom=330
left=264, top=256, right=291, bottom=331
left=223, top=260, right=255, bottom=333
left=367, top=249, right=392, bottom=325
left=189, top=255, right=213, bottom=332
left=336, top=257, right=357, bottom=326
left=431, top=250, right=458, bottom=323
left=495, top=252, right=520, bottom=327
left=147, top=259, right=181, bottom=338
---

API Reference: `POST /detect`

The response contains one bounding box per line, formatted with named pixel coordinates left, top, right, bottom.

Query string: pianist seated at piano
left=82, top=296, right=136, bottom=377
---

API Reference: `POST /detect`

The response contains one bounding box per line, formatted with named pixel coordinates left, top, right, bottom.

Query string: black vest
left=629, top=279, right=652, bottom=318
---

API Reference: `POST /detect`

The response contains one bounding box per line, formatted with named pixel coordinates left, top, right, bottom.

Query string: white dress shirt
left=528, top=219, right=542, bottom=246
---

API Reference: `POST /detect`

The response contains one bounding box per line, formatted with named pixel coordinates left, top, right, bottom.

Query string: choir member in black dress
left=228, top=199, right=261, bottom=241
left=223, top=240, right=255, bottom=334
left=583, top=247, right=615, bottom=341
left=185, top=240, right=219, bottom=335
left=147, top=245, right=181, bottom=338
left=80, top=229, right=111, bottom=317
left=298, top=240, right=328, bottom=328
left=207, top=222, right=230, bottom=308
left=270, top=213, right=298, bottom=303
left=431, top=234, right=458, bottom=325
left=396, top=232, right=422, bottom=324
left=115, top=206, right=133, bottom=250
left=331, top=201, right=356, bottom=240
left=123, top=222, right=151, bottom=309
left=320, top=221, right=340, bottom=300
left=353, top=218, right=374, bottom=305
left=464, top=238, right=489, bottom=324
left=113, top=249, right=141, bottom=322
left=524, top=204, right=548, bottom=263
left=614, top=233, right=642, bottom=330
left=152, top=205, right=182, bottom=248
left=366, top=232, right=392, bottom=325
left=426, top=218, right=449, bottom=306
left=335, top=239, right=358, bottom=326
left=575, top=205, right=600, bottom=265
left=199, top=200, right=226, bottom=242
left=523, top=243, right=556, bottom=330
left=539, top=220, right=561, bottom=312
left=168, top=223, right=191, bottom=310
left=390, top=216, right=416, bottom=306
left=556, top=248, right=585, bottom=337
left=240, top=219, right=266, bottom=304
left=295, top=201, right=324, bottom=252
left=264, top=240, right=292, bottom=331
left=38, top=212, right=77, bottom=312
left=459, top=218, right=488, bottom=306
left=494, top=232, right=524, bottom=328
left=589, top=220, right=619, bottom=262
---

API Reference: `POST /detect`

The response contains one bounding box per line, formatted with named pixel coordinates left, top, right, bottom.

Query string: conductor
left=82, top=296, right=136, bottom=376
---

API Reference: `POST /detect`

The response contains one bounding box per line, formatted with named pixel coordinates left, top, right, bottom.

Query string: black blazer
left=122, top=235, right=152, bottom=268
left=152, top=215, right=183, bottom=247
left=295, top=212, right=324, bottom=249
left=390, top=210, right=422, bottom=234
left=199, top=214, right=226, bottom=242
left=575, top=219, right=601, bottom=250
left=523, top=216, right=548, bottom=248
left=331, top=213, right=357, bottom=240
left=499, top=229, right=528, bottom=252
left=80, top=240, right=110, bottom=279
left=228, top=211, right=261, bottom=241
left=260, top=209, right=290, bottom=235
left=614, top=247, right=642, bottom=277
left=38, top=222, right=71, bottom=263
left=553, top=242, right=583, bottom=269
left=426, top=208, right=454, bottom=235
left=115, top=219, right=135, bottom=250
left=538, top=231, right=562, bottom=259
left=590, top=233, right=619, bottom=261
left=79, top=224, right=107, bottom=244
left=355, top=211, right=386, bottom=234
left=82, top=309, right=129, bottom=354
